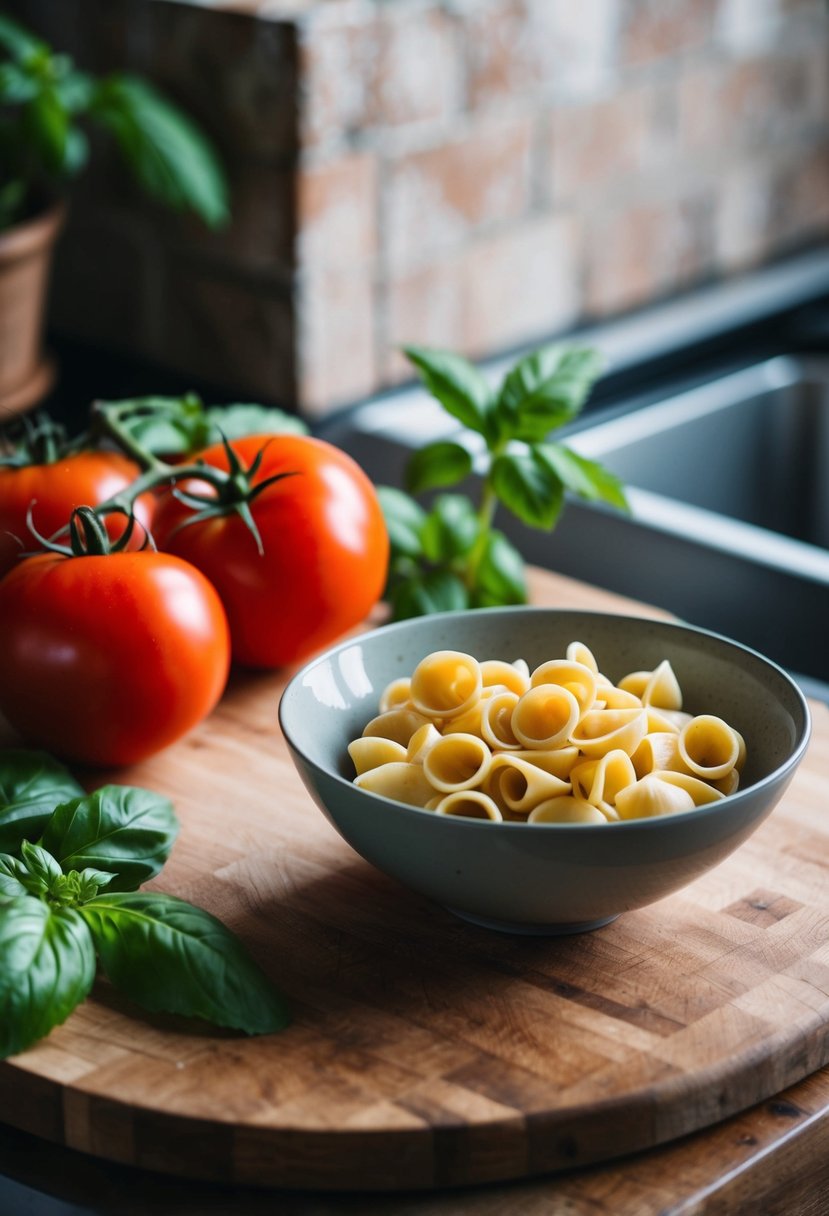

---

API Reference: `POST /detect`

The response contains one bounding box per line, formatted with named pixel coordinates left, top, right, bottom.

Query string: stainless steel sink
left=514, top=356, right=829, bottom=684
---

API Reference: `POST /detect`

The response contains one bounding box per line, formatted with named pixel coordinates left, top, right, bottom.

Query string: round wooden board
left=2, top=571, right=829, bottom=1191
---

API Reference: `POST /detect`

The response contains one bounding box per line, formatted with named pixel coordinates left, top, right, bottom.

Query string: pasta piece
left=615, top=774, right=697, bottom=819
left=379, top=677, right=412, bottom=713
left=530, top=659, right=598, bottom=715
left=630, top=731, right=687, bottom=778
left=570, top=749, right=636, bottom=814
left=480, top=690, right=522, bottom=751
left=512, top=684, right=581, bottom=749
left=423, top=732, right=492, bottom=792
left=600, top=685, right=643, bottom=711
left=363, top=707, right=432, bottom=747
left=355, top=762, right=435, bottom=807
left=441, top=701, right=485, bottom=738
left=713, top=769, right=740, bottom=797
left=644, top=707, right=682, bottom=734
left=511, top=746, right=580, bottom=780
left=480, top=659, right=530, bottom=697
left=406, top=723, right=442, bottom=765
left=569, top=708, right=648, bottom=758
left=488, top=754, right=571, bottom=815
left=348, top=736, right=408, bottom=775
left=410, top=650, right=482, bottom=720
left=653, top=770, right=726, bottom=806
left=566, top=641, right=599, bottom=673
left=643, top=659, right=683, bottom=710
left=528, top=796, right=607, bottom=824
left=435, top=791, right=503, bottom=821
left=678, top=715, right=741, bottom=780
left=425, top=795, right=443, bottom=811
left=618, top=670, right=650, bottom=699
left=648, top=707, right=692, bottom=731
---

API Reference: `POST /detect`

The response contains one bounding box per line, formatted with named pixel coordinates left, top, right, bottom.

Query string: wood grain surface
left=1, top=568, right=828, bottom=1193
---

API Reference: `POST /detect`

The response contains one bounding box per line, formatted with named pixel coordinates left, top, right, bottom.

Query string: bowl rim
left=278, top=606, right=813, bottom=834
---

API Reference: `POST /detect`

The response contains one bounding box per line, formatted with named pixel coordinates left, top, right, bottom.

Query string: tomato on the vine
left=0, top=451, right=154, bottom=579
left=0, top=547, right=230, bottom=766
left=152, top=434, right=389, bottom=668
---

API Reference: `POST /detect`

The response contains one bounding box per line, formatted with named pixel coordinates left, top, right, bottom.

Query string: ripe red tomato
left=152, top=435, right=389, bottom=668
left=0, top=452, right=153, bottom=579
left=0, top=550, right=231, bottom=766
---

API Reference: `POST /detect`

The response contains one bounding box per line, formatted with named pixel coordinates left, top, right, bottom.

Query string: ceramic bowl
left=279, top=609, right=811, bottom=934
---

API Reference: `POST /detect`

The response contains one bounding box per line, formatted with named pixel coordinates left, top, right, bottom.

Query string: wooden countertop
left=1, top=567, right=828, bottom=1214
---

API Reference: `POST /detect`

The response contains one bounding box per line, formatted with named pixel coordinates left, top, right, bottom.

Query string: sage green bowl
left=278, top=608, right=811, bottom=934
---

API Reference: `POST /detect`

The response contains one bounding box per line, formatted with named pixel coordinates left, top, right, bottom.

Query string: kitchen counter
left=2, top=567, right=828, bottom=1215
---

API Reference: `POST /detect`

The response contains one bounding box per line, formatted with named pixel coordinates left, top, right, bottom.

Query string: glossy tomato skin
left=0, top=551, right=231, bottom=766
left=0, top=452, right=153, bottom=579
left=152, top=435, right=389, bottom=668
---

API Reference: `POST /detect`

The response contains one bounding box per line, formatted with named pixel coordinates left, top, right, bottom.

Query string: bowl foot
left=446, top=908, right=619, bottom=936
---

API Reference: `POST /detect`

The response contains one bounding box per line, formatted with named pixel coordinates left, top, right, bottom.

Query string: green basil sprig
left=380, top=344, right=628, bottom=620
left=0, top=751, right=290, bottom=1057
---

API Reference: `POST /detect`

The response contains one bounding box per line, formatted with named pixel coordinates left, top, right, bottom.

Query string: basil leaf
left=403, top=346, right=493, bottom=436
left=0, top=62, right=39, bottom=104
left=0, top=14, right=46, bottom=60
left=534, top=442, right=629, bottom=511
left=80, top=893, right=290, bottom=1035
left=405, top=441, right=473, bottom=496
left=497, top=346, right=604, bottom=442
left=30, top=88, right=69, bottom=172
left=490, top=451, right=564, bottom=529
left=40, top=786, right=179, bottom=892
left=0, top=750, right=84, bottom=855
left=472, top=530, right=527, bottom=607
left=389, top=570, right=469, bottom=621
left=51, top=868, right=116, bottom=907
left=92, top=75, right=229, bottom=228
left=20, top=841, right=63, bottom=893
left=106, top=393, right=209, bottom=457
left=0, top=855, right=31, bottom=900
left=377, top=486, right=426, bottom=559
left=205, top=404, right=307, bottom=444
left=0, top=898, right=95, bottom=1058
left=421, top=494, right=480, bottom=562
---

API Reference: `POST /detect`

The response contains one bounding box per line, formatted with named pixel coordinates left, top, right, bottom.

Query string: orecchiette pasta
left=348, top=644, right=746, bottom=824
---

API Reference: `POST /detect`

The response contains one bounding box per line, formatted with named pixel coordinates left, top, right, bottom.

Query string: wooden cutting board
left=2, top=568, right=828, bottom=1192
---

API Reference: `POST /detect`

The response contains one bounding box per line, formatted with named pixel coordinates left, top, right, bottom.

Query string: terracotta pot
left=0, top=201, right=64, bottom=420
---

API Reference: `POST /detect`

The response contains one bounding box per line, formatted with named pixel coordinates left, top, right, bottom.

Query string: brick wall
left=11, top=0, right=829, bottom=417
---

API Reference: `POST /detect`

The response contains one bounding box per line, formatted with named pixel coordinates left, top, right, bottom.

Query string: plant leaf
left=497, top=346, right=604, bottom=442
left=405, top=441, right=473, bottom=496
left=490, top=451, right=564, bottom=530
left=388, top=570, right=469, bottom=621
left=403, top=346, right=493, bottom=436
left=39, top=786, right=179, bottom=892
left=27, top=87, right=70, bottom=173
left=92, top=74, right=229, bottom=228
left=105, top=393, right=209, bottom=456
left=80, top=892, right=290, bottom=1035
left=0, top=855, right=31, bottom=900
left=0, top=750, right=84, bottom=855
left=377, top=486, right=426, bottom=559
left=420, top=494, right=480, bottom=562
left=533, top=442, right=629, bottom=511
left=0, top=63, right=39, bottom=104
left=20, top=841, right=63, bottom=892
left=472, top=530, right=528, bottom=606
left=205, top=404, right=307, bottom=443
left=0, top=15, right=46, bottom=61
left=0, top=897, right=95, bottom=1058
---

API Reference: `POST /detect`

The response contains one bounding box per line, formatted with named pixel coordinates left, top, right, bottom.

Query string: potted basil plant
left=0, top=13, right=228, bottom=417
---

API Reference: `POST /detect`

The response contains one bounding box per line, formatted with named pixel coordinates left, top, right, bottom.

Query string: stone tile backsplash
left=11, top=0, right=829, bottom=416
